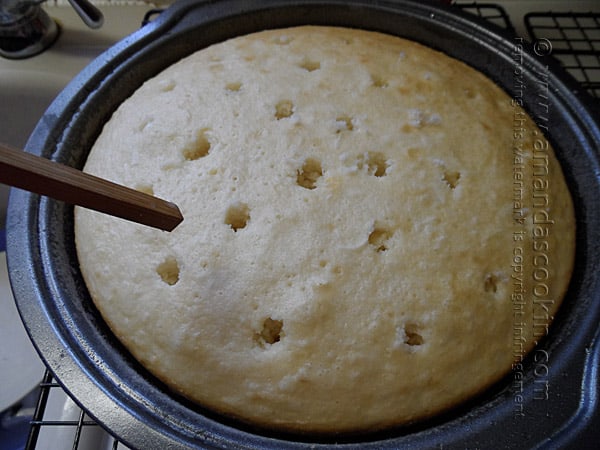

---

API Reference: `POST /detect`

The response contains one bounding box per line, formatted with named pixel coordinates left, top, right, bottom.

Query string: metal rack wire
left=456, top=1, right=515, bottom=33
left=20, top=4, right=598, bottom=450
left=25, top=370, right=123, bottom=450
left=525, top=12, right=600, bottom=98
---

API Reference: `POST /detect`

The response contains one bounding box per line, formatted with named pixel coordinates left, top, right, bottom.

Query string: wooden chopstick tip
left=163, top=202, right=184, bottom=232
left=137, top=196, right=184, bottom=232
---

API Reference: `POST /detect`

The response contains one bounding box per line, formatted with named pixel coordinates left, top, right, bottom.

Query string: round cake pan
left=7, top=0, right=600, bottom=448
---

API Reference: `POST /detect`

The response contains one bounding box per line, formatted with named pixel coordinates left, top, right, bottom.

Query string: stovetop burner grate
left=20, top=3, right=599, bottom=450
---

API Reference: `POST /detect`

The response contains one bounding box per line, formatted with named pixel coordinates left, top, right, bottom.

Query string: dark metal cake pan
left=7, top=0, right=600, bottom=448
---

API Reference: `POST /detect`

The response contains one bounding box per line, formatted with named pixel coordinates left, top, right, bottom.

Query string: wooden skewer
left=0, top=143, right=183, bottom=232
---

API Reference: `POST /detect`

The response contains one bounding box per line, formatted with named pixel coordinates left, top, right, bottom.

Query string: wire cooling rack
left=25, top=371, right=123, bottom=450
left=17, top=4, right=598, bottom=450
left=525, top=12, right=600, bottom=99
left=456, top=1, right=515, bottom=33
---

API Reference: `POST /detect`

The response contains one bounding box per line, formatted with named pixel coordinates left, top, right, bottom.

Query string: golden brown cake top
left=75, top=26, right=576, bottom=433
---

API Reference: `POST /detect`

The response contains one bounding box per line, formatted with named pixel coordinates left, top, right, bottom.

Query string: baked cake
left=75, top=26, right=576, bottom=433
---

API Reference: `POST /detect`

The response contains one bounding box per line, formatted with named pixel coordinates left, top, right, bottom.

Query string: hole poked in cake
left=225, top=202, right=250, bottom=231
left=299, top=59, right=321, bottom=72
left=442, top=170, right=461, bottom=189
left=484, top=272, right=504, bottom=294
left=371, top=73, right=389, bottom=88
left=225, top=81, right=242, bottom=92
left=275, top=100, right=294, bottom=119
left=368, top=224, right=393, bottom=252
left=366, top=152, right=389, bottom=177
left=255, top=317, right=284, bottom=346
left=183, top=128, right=211, bottom=160
left=356, top=152, right=389, bottom=177
left=335, top=115, right=354, bottom=133
left=157, top=257, right=179, bottom=286
left=296, top=158, right=323, bottom=189
left=403, top=323, right=424, bottom=346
